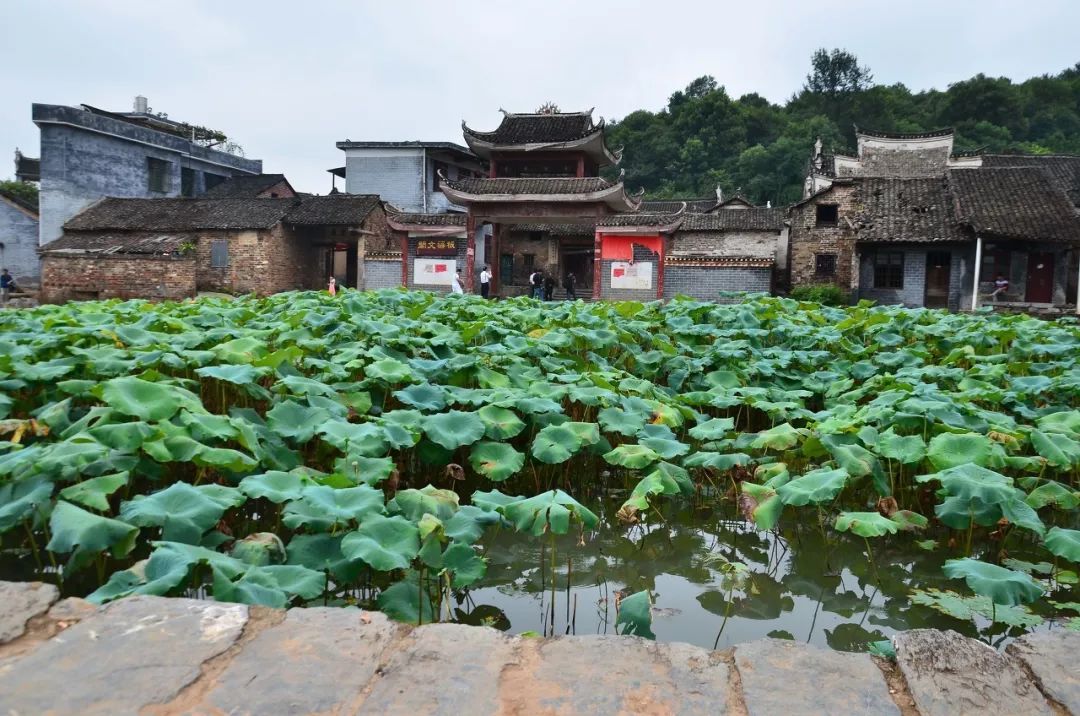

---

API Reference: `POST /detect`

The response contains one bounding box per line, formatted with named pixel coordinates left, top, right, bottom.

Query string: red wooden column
left=400, top=232, right=409, bottom=288
left=656, top=234, right=666, bottom=300
left=592, top=229, right=603, bottom=300
left=465, top=214, right=476, bottom=294
left=490, top=222, right=500, bottom=294
left=576, top=156, right=585, bottom=178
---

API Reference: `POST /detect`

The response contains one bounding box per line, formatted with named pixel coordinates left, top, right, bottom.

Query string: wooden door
left=1025, top=252, right=1054, bottom=303
left=924, top=252, right=951, bottom=308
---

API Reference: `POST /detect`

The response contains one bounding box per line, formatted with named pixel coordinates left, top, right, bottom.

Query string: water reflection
left=463, top=489, right=1060, bottom=651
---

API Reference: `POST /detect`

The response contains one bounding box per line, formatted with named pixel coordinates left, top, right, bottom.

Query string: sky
left=3, top=0, right=1078, bottom=193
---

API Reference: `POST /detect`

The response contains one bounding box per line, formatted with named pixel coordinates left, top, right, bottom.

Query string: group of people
left=528, top=269, right=577, bottom=301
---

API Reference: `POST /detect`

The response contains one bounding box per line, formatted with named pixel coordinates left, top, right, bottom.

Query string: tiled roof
left=203, top=174, right=291, bottom=198
left=950, top=167, right=1080, bottom=243
left=41, top=231, right=190, bottom=257
left=679, top=208, right=785, bottom=232
left=386, top=211, right=467, bottom=226
left=64, top=198, right=295, bottom=231
left=853, top=178, right=966, bottom=243
left=284, top=195, right=381, bottom=225
left=14, top=151, right=40, bottom=182
left=856, top=127, right=955, bottom=140
left=597, top=213, right=684, bottom=228
left=641, top=198, right=716, bottom=213
left=509, top=223, right=594, bottom=235
left=463, top=111, right=599, bottom=145
left=442, top=177, right=614, bottom=195
left=981, top=154, right=1080, bottom=207
left=0, top=188, right=39, bottom=215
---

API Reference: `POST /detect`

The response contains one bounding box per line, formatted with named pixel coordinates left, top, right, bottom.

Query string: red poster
left=435, top=264, right=448, bottom=273
left=613, top=268, right=625, bottom=277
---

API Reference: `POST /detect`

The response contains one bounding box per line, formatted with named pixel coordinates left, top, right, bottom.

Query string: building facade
left=33, top=98, right=263, bottom=250
left=0, top=189, right=39, bottom=284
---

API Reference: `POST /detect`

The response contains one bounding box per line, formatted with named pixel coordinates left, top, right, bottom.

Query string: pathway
left=0, top=581, right=1076, bottom=715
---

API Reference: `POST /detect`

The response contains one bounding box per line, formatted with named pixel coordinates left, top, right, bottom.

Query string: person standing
left=563, top=272, right=577, bottom=300
left=479, top=264, right=491, bottom=299
left=328, top=276, right=337, bottom=296
left=530, top=270, right=543, bottom=299
left=451, top=268, right=464, bottom=294
left=0, top=269, right=13, bottom=303
left=543, top=273, right=556, bottom=301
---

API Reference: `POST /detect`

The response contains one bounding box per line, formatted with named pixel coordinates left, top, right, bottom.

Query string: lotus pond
left=1, top=291, right=1078, bottom=651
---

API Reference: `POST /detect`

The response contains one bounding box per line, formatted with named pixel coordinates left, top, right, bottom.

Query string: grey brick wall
left=364, top=258, right=402, bottom=291
left=857, top=248, right=928, bottom=307
left=405, top=237, right=468, bottom=294
left=345, top=152, right=425, bottom=212
left=0, top=200, right=40, bottom=282
left=663, top=266, right=772, bottom=302
left=599, top=244, right=659, bottom=301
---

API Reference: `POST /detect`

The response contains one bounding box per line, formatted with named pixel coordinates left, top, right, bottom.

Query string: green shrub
left=789, top=284, right=849, bottom=306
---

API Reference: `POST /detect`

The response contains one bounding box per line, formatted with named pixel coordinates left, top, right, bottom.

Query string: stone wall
left=41, top=255, right=195, bottom=303
left=789, top=184, right=859, bottom=292
left=599, top=243, right=659, bottom=301
left=663, top=265, right=772, bottom=302
left=669, top=231, right=777, bottom=259
left=0, top=198, right=40, bottom=282
left=364, top=256, right=403, bottom=290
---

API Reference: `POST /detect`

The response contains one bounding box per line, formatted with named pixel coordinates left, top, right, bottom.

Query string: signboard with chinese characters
left=414, top=259, right=456, bottom=286
left=416, top=238, right=458, bottom=256
left=610, top=261, right=652, bottom=290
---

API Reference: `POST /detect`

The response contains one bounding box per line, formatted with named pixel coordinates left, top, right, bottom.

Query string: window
left=181, top=168, right=195, bottom=198
left=500, top=253, right=514, bottom=285
left=815, top=204, right=839, bottom=227
left=204, top=173, right=226, bottom=191
left=873, top=252, right=905, bottom=289
left=147, top=157, right=170, bottom=193
left=815, top=253, right=837, bottom=277
left=210, top=240, right=228, bottom=268
left=523, top=254, right=535, bottom=274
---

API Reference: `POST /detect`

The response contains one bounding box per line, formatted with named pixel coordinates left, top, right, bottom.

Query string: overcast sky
left=4, top=0, right=1078, bottom=192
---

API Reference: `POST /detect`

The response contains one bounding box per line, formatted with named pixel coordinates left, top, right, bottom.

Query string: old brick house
left=39, top=195, right=389, bottom=303
left=789, top=128, right=1080, bottom=311
left=0, top=187, right=39, bottom=286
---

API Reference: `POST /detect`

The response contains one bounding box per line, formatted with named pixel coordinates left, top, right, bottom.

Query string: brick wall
left=405, top=236, right=468, bottom=293
left=195, top=225, right=323, bottom=295
left=41, top=254, right=195, bottom=303
left=789, top=184, right=859, bottom=292
left=599, top=243, right=659, bottom=301
left=857, top=247, right=928, bottom=307
left=663, top=266, right=772, bottom=302
left=670, top=231, right=777, bottom=259
left=364, top=256, right=402, bottom=290
left=499, top=230, right=560, bottom=286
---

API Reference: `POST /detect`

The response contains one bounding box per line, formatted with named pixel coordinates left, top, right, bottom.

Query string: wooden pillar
left=489, top=160, right=498, bottom=178
left=576, top=156, right=585, bottom=178
left=400, top=232, right=409, bottom=288
left=466, top=214, right=476, bottom=293
left=656, top=235, right=665, bottom=300
left=491, top=222, right=500, bottom=294
left=971, top=235, right=983, bottom=311
left=593, top=229, right=603, bottom=300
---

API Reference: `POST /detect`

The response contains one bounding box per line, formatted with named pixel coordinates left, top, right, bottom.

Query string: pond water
left=458, top=484, right=1069, bottom=652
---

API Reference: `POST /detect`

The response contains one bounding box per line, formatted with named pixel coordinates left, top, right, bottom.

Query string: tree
left=0, top=180, right=38, bottom=208
left=804, top=49, right=873, bottom=95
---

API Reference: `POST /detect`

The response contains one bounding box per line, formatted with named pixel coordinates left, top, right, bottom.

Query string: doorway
left=924, top=252, right=951, bottom=308
left=1025, top=252, right=1055, bottom=303
left=561, top=245, right=594, bottom=292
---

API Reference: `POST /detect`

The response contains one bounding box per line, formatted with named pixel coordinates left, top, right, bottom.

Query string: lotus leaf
left=1045, top=527, right=1080, bottom=562
left=318, top=421, right=388, bottom=456
left=0, top=477, right=54, bottom=532
left=59, top=472, right=128, bottom=512
left=776, top=467, right=848, bottom=506
left=282, top=484, right=385, bottom=531
left=422, top=411, right=485, bottom=450
left=603, top=444, right=661, bottom=469
left=389, top=485, right=460, bottom=522
left=476, top=405, right=526, bottom=439
left=120, top=483, right=244, bottom=544
left=94, top=377, right=202, bottom=422
left=927, top=433, right=993, bottom=470
left=834, top=511, right=900, bottom=538
left=239, top=471, right=313, bottom=503
left=1030, top=430, right=1080, bottom=469
left=499, top=490, right=599, bottom=536
left=470, top=441, right=525, bottom=482
left=285, top=533, right=364, bottom=582
left=47, top=500, right=138, bottom=568
left=615, top=590, right=655, bottom=639
left=341, top=514, right=420, bottom=571
left=942, top=558, right=1044, bottom=606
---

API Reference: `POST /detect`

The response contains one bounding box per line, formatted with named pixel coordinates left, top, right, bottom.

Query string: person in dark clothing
left=530, top=270, right=544, bottom=299
left=0, top=269, right=15, bottom=302
left=543, top=274, right=556, bottom=301
left=563, top=272, right=577, bottom=300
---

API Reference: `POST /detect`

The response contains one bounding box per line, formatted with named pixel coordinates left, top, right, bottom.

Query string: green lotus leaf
left=1045, top=527, right=1080, bottom=562
left=598, top=407, right=646, bottom=436
left=212, top=336, right=268, bottom=364
left=282, top=484, right=385, bottom=531
left=834, top=511, right=899, bottom=538
left=59, top=472, right=128, bottom=512
left=0, top=477, right=54, bottom=532
left=621, top=469, right=682, bottom=515
left=822, top=436, right=888, bottom=495
left=889, top=509, right=929, bottom=531
left=341, top=514, right=420, bottom=571
left=87, top=421, right=155, bottom=451
left=394, top=384, right=447, bottom=412
left=120, top=482, right=244, bottom=544
left=688, top=417, right=735, bottom=441
left=477, top=405, right=526, bottom=439
left=739, top=482, right=783, bottom=530
left=532, top=424, right=582, bottom=464
left=875, top=429, right=926, bottom=465
left=94, top=376, right=202, bottom=422
left=285, top=533, right=364, bottom=583
left=684, top=452, right=752, bottom=471
left=334, top=455, right=396, bottom=486
left=365, top=358, right=414, bottom=384
left=389, top=485, right=460, bottom=522
left=377, top=576, right=434, bottom=625
left=443, top=541, right=487, bottom=587
left=469, top=441, right=525, bottom=482
left=318, top=420, right=388, bottom=456
left=230, top=532, right=286, bottom=566
left=927, top=432, right=993, bottom=470
left=1026, top=481, right=1079, bottom=510
left=266, top=400, right=331, bottom=444
left=499, top=489, right=599, bottom=536
left=471, top=489, right=524, bottom=512
left=602, top=443, right=661, bottom=469
left=195, top=364, right=262, bottom=385
left=239, top=470, right=314, bottom=503
left=776, top=467, right=848, bottom=506
left=212, top=563, right=324, bottom=608
left=1037, top=411, right=1080, bottom=437
left=910, top=588, right=1042, bottom=627
left=615, top=590, right=655, bottom=639
left=515, top=397, right=564, bottom=415
left=751, top=423, right=802, bottom=451
left=942, top=558, right=1044, bottom=606
left=444, top=505, right=501, bottom=544
left=639, top=436, right=690, bottom=460
left=1030, top=430, right=1080, bottom=469
left=421, top=410, right=485, bottom=451
left=47, top=500, right=138, bottom=569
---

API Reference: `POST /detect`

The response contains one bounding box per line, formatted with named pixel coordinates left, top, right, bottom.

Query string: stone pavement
left=0, top=580, right=1076, bottom=716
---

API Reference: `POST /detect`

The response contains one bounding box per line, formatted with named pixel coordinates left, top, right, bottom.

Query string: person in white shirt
left=451, top=269, right=464, bottom=294
left=479, top=265, right=492, bottom=299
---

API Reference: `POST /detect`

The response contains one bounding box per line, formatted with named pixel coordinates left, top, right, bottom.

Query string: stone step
left=0, top=584, right=1076, bottom=715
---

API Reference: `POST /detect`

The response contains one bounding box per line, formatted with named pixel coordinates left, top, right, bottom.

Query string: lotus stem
left=23, top=520, right=42, bottom=572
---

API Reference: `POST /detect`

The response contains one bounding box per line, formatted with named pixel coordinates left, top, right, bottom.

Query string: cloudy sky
left=4, top=0, right=1078, bottom=192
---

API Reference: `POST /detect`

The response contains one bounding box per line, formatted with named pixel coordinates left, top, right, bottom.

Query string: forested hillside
left=605, top=50, right=1080, bottom=206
